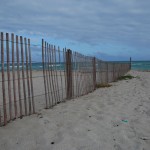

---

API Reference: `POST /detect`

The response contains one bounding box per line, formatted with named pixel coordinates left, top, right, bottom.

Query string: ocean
left=0, top=61, right=150, bottom=71
left=131, top=61, right=150, bottom=71
left=0, top=62, right=65, bottom=71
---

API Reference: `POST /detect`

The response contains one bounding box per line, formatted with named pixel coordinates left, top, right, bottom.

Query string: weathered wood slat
left=1, top=32, right=7, bottom=125
left=20, top=36, right=27, bottom=116
left=6, top=33, right=12, bottom=121
left=11, top=33, right=17, bottom=118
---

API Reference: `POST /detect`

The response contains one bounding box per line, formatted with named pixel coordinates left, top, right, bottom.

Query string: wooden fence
left=0, top=32, right=130, bottom=126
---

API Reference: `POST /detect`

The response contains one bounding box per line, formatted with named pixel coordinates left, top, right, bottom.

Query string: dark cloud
left=0, top=0, right=150, bottom=60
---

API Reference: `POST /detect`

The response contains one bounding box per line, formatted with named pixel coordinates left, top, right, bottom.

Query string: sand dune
left=0, top=70, right=150, bottom=150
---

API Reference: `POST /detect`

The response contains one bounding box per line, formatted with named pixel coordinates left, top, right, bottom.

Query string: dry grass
left=96, top=83, right=112, bottom=88
left=117, top=74, right=135, bottom=80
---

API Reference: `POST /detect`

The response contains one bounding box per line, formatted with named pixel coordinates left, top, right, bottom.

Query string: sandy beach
left=0, top=70, right=150, bottom=150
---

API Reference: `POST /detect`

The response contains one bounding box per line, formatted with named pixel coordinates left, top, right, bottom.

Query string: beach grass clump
left=96, top=83, right=112, bottom=88
left=136, top=76, right=140, bottom=79
left=118, top=74, right=135, bottom=80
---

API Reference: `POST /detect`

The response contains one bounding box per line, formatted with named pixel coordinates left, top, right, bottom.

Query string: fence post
left=113, top=63, right=115, bottom=81
left=42, top=39, right=48, bottom=108
left=1, top=32, right=7, bottom=125
left=66, top=49, right=72, bottom=99
left=93, top=57, right=96, bottom=90
left=130, top=57, right=132, bottom=70
left=106, top=62, right=109, bottom=83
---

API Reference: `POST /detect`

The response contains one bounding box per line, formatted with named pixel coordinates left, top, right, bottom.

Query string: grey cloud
left=0, top=0, right=150, bottom=60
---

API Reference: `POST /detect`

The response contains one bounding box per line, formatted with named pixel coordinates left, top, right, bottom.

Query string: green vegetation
left=96, top=83, right=112, bottom=88
left=136, top=76, right=140, bottom=79
left=117, top=74, right=135, bottom=80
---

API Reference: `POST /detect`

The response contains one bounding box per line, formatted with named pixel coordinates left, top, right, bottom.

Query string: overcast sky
left=0, top=0, right=150, bottom=61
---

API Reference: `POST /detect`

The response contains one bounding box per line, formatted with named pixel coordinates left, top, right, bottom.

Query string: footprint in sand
left=107, top=101, right=115, bottom=106
left=37, top=113, right=43, bottom=118
left=111, top=120, right=121, bottom=127
left=39, top=117, right=50, bottom=125
left=43, top=119, right=50, bottom=124
left=95, top=115, right=104, bottom=121
left=114, top=144, right=122, bottom=150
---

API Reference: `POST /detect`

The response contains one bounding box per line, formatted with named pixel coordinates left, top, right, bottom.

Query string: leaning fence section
left=41, top=40, right=96, bottom=109
left=0, top=32, right=130, bottom=126
left=41, top=39, right=67, bottom=108
left=71, top=52, right=95, bottom=98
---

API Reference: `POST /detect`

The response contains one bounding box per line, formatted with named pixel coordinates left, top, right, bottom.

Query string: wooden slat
left=74, top=52, right=78, bottom=98
left=11, top=33, right=17, bottom=118
left=58, top=47, right=63, bottom=101
left=93, top=57, right=96, bottom=90
left=66, top=49, right=72, bottom=99
left=63, top=48, right=67, bottom=100
left=6, top=33, right=12, bottom=121
left=71, top=51, right=74, bottom=97
left=28, top=39, right=35, bottom=113
left=1, top=32, right=7, bottom=125
left=52, top=45, right=58, bottom=105
left=24, top=38, right=31, bottom=115
left=48, top=44, right=53, bottom=107
left=20, top=36, right=27, bottom=115
left=77, top=53, right=80, bottom=97
left=45, top=42, right=50, bottom=108
left=42, top=39, right=48, bottom=108
left=49, top=45, right=55, bottom=106
left=16, top=35, right=22, bottom=118
left=55, top=46, right=60, bottom=103
left=0, top=108, right=1, bottom=126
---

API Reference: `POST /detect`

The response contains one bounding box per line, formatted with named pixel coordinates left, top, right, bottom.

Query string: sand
left=0, top=70, right=150, bottom=150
